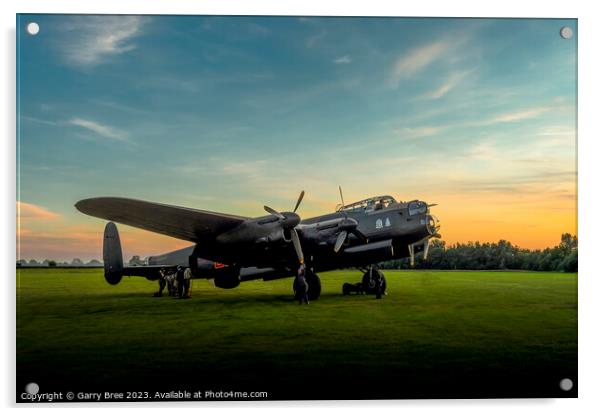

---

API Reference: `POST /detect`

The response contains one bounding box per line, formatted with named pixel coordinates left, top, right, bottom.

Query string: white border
left=3, top=1, right=601, bottom=414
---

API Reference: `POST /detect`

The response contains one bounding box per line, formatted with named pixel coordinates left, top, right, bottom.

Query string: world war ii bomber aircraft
left=75, top=188, right=440, bottom=300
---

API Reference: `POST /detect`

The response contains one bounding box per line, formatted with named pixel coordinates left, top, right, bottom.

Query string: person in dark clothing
left=182, top=267, right=192, bottom=298
left=166, top=272, right=176, bottom=296
left=176, top=266, right=185, bottom=298
left=154, top=268, right=167, bottom=297
left=374, top=268, right=384, bottom=299
left=295, top=265, right=309, bottom=305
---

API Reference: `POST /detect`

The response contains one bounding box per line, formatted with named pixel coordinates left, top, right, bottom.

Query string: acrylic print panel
left=16, top=15, right=577, bottom=402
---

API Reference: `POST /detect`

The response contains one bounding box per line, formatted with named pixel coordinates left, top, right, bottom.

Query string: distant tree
left=559, top=249, right=578, bottom=272
left=559, top=233, right=578, bottom=252
left=71, top=258, right=84, bottom=267
left=379, top=233, right=577, bottom=272
left=47, top=260, right=57, bottom=267
left=28, top=259, right=39, bottom=266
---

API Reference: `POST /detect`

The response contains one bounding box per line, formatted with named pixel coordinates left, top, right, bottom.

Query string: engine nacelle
left=343, top=239, right=396, bottom=266
left=213, top=266, right=241, bottom=289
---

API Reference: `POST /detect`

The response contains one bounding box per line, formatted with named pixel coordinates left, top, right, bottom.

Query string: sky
left=16, top=15, right=577, bottom=262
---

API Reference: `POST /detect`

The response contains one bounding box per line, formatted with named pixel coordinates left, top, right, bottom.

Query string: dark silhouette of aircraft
left=75, top=188, right=440, bottom=300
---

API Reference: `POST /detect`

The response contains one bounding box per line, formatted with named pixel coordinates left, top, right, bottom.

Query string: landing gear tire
left=362, top=269, right=386, bottom=295
left=306, top=272, right=321, bottom=300
left=293, top=270, right=321, bottom=300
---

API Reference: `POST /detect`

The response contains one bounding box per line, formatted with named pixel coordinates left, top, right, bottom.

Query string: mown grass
left=16, top=268, right=577, bottom=400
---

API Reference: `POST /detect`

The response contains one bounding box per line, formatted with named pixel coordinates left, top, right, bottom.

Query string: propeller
left=264, top=190, right=305, bottom=219
left=333, top=186, right=368, bottom=253
left=293, top=190, right=305, bottom=213
left=291, top=229, right=304, bottom=264
left=263, top=205, right=285, bottom=220
left=334, top=231, right=348, bottom=253
left=263, top=190, right=306, bottom=264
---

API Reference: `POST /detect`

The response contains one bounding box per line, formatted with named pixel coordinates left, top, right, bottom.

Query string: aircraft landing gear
left=293, top=269, right=321, bottom=300
left=362, top=266, right=386, bottom=296
left=306, top=271, right=321, bottom=300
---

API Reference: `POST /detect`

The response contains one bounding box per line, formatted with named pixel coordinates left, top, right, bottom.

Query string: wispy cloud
left=418, top=69, right=474, bottom=100
left=306, top=29, right=326, bottom=48
left=246, top=22, right=270, bottom=36
left=17, top=201, right=61, bottom=221
left=20, top=115, right=59, bottom=126
left=476, top=106, right=552, bottom=126
left=333, top=55, right=352, bottom=64
left=68, top=118, right=129, bottom=142
left=465, top=141, right=496, bottom=161
left=389, top=40, right=449, bottom=87
left=455, top=170, right=576, bottom=194
left=57, top=16, right=148, bottom=67
left=393, top=126, right=444, bottom=139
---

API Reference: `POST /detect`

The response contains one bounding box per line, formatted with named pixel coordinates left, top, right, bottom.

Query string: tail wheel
left=362, top=269, right=386, bottom=295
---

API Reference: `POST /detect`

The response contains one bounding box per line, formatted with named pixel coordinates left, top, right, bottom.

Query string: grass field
left=16, top=268, right=577, bottom=400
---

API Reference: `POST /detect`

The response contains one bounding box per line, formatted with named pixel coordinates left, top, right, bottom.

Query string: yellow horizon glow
left=17, top=188, right=577, bottom=261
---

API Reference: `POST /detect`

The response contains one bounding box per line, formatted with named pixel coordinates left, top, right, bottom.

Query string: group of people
left=154, top=264, right=383, bottom=303
left=155, top=266, right=192, bottom=299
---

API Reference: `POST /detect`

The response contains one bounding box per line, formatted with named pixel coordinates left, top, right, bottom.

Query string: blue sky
left=16, top=15, right=577, bottom=260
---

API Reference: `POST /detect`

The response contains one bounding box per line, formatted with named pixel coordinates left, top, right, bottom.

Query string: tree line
left=17, top=234, right=578, bottom=272
left=379, top=233, right=577, bottom=272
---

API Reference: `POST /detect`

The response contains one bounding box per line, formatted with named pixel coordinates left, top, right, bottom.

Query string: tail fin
left=103, top=222, right=124, bottom=285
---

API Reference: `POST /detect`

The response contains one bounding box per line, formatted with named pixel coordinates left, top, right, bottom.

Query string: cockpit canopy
left=408, top=200, right=428, bottom=216
left=336, top=195, right=397, bottom=213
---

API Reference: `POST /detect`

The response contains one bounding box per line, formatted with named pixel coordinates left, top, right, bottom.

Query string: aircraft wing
left=75, top=197, right=248, bottom=243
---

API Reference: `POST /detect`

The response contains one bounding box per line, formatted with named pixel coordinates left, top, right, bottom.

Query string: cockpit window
left=408, top=200, right=427, bottom=216
left=337, top=195, right=397, bottom=213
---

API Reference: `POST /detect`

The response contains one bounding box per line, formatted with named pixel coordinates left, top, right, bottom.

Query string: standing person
left=176, top=266, right=185, bottom=298
left=374, top=268, right=384, bottom=299
left=295, top=264, right=309, bottom=305
left=182, top=267, right=192, bottom=298
left=154, top=268, right=167, bottom=297
left=166, top=271, right=176, bottom=296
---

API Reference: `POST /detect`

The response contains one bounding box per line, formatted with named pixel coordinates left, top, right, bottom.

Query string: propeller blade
left=334, top=231, right=348, bottom=253
left=428, top=203, right=438, bottom=207
left=264, top=205, right=285, bottom=220
left=351, top=228, right=368, bottom=243
left=423, top=239, right=430, bottom=260
left=291, top=228, right=304, bottom=264
left=408, top=244, right=415, bottom=267
left=338, top=186, right=345, bottom=207
left=293, top=190, right=305, bottom=213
